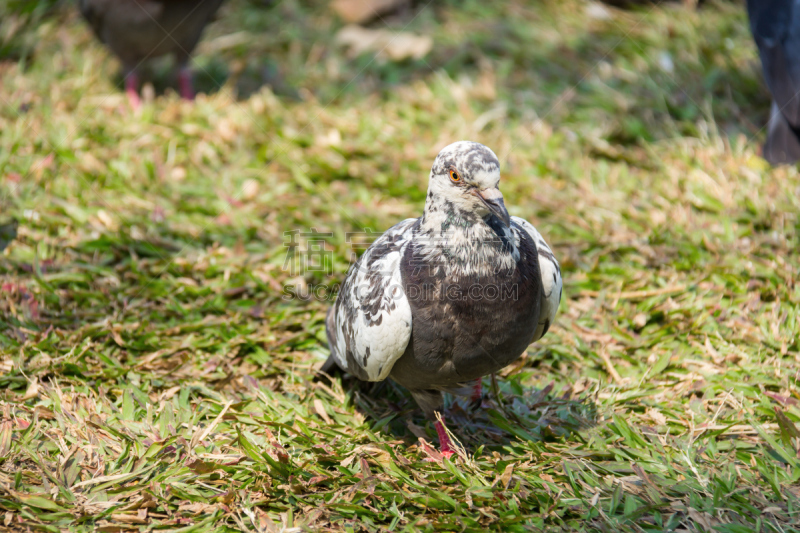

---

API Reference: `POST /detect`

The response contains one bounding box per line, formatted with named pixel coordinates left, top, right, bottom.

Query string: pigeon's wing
left=326, top=218, right=417, bottom=382
left=748, top=0, right=800, bottom=125
left=77, top=0, right=165, bottom=43
left=511, top=216, right=562, bottom=342
left=747, top=0, right=800, bottom=163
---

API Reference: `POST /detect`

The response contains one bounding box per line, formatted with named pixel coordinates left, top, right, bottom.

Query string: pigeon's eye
left=448, top=169, right=461, bottom=183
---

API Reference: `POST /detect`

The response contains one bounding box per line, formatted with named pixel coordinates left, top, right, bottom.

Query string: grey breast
left=389, top=224, right=542, bottom=391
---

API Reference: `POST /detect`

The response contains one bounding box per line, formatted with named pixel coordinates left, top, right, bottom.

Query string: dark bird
left=77, top=0, right=224, bottom=107
left=319, top=141, right=562, bottom=457
left=747, top=0, right=800, bottom=165
left=0, top=218, right=18, bottom=253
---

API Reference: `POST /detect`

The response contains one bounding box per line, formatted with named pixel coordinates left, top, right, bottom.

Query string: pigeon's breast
left=391, top=232, right=542, bottom=390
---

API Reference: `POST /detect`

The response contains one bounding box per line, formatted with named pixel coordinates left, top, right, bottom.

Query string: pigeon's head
left=427, top=141, right=510, bottom=227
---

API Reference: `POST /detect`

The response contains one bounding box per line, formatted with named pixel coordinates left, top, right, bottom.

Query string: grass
left=1, top=0, right=799, bottom=530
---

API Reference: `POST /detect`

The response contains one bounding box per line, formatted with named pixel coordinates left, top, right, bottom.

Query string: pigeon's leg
left=124, top=70, right=141, bottom=109
left=471, top=379, right=483, bottom=402
left=411, top=389, right=454, bottom=458
left=177, top=65, right=195, bottom=100
left=434, top=415, right=454, bottom=458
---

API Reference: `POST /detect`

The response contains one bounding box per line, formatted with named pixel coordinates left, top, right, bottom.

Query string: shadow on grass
left=342, top=374, right=598, bottom=453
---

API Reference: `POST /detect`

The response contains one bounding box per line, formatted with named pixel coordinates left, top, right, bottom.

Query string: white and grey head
left=423, top=141, right=510, bottom=227
left=418, top=141, right=519, bottom=277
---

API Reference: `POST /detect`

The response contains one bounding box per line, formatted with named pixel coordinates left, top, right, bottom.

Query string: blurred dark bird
left=317, top=141, right=562, bottom=458
left=747, top=0, right=800, bottom=165
left=0, top=218, right=18, bottom=252
left=77, top=0, right=224, bottom=108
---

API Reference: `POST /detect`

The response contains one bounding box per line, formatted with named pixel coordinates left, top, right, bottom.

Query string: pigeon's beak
left=474, top=187, right=511, bottom=227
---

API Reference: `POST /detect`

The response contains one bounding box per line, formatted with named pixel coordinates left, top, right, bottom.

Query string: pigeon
left=319, top=141, right=562, bottom=457
left=747, top=0, right=800, bottom=165
left=77, top=0, right=224, bottom=107
left=0, top=218, right=18, bottom=253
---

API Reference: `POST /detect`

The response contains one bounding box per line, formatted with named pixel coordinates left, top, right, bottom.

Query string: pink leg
left=434, top=417, right=454, bottom=458
left=125, top=72, right=141, bottom=109
left=471, top=378, right=483, bottom=402
left=178, top=67, right=194, bottom=100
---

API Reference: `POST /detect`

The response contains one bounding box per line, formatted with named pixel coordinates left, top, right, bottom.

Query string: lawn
left=1, top=0, right=799, bottom=531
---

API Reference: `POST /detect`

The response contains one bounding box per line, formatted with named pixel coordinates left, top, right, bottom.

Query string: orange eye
left=449, top=169, right=461, bottom=183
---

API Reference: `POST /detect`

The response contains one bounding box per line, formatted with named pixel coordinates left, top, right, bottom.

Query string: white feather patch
left=329, top=218, right=416, bottom=381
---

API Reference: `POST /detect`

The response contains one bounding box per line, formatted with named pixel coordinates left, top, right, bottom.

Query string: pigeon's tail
left=314, top=353, right=343, bottom=383
left=315, top=305, right=342, bottom=383
left=763, top=101, right=800, bottom=166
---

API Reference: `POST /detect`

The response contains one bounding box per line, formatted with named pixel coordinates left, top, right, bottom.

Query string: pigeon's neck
left=417, top=198, right=519, bottom=278
left=420, top=200, right=477, bottom=233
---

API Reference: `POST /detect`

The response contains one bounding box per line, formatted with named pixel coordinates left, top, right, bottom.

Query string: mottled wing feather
left=328, top=218, right=417, bottom=382
left=511, top=216, right=562, bottom=342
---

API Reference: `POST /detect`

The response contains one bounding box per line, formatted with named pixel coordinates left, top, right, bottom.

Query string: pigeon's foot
left=434, top=418, right=455, bottom=459
left=124, top=73, right=141, bottom=110
left=178, top=67, right=195, bottom=100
